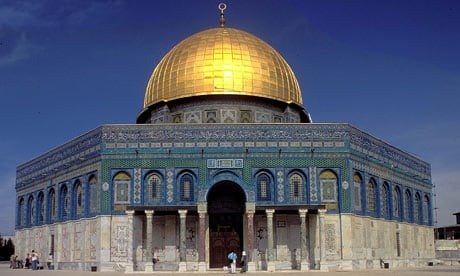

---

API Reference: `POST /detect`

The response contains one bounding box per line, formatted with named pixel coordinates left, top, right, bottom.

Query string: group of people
left=9, top=250, right=53, bottom=270
left=227, top=250, right=247, bottom=274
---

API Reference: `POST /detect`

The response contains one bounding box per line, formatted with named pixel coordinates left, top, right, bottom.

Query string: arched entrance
left=207, top=181, right=246, bottom=268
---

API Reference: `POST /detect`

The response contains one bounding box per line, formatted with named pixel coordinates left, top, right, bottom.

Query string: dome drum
left=137, top=94, right=310, bottom=124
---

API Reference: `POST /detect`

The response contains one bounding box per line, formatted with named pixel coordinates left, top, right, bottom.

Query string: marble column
left=299, top=208, right=309, bottom=271
left=125, top=210, right=135, bottom=273
left=178, top=209, right=188, bottom=272
left=245, top=203, right=256, bottom=272
left=144, top=210, right=154, bottom=272
left=197, top=203, right=207, bottom=271
left=265, top=209, right=275, bottom=271
left=318, top=208, right=327, bottom=271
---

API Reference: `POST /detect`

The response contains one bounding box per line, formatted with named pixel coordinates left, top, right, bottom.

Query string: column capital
left=318, top=208, right=327, bottom=215
left=197, top=203, right=207, bottom=214
left=245, top=202, right=256, bottom=214
left=125, top=210, right=135, bottom=216
left=178, top=209, right=188, bottom=218
left=265, top=209, right=275, bottom=217
left=299, top=208, right=309, bottom=218
left=144, top=210, right=154, bottom=216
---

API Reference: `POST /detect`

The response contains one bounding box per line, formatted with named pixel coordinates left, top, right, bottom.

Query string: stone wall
left=435, top=240, right=460, bottom=264
left=340, top=214, right=435, bottom=270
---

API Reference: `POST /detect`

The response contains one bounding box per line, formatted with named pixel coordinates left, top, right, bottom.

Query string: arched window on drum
left=320, top=170, right=337, bottom=203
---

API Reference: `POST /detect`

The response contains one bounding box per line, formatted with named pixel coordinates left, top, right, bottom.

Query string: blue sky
left=1, top=0, right=459, bottom=235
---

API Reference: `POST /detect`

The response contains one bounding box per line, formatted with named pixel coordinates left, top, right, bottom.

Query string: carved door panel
left=210, top=231, right=241, bottom=268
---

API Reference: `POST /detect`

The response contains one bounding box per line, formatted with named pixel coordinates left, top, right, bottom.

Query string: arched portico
left=207, top=181, right=246, bottom=268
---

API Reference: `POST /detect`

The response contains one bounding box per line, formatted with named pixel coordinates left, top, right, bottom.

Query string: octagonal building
left=15, top=6, right=434, bottom=272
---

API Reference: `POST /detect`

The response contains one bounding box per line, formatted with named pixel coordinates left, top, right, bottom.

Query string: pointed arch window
left=353, top=173, right=362, bottom=211
left=89, top=175, right=98, bottom=213
left=114, top=172, right=131, bottom=204
left=60, top=185, right=69, bottom=219
left=393, top=186, right=402, bottom=218
left=289, top=173, right=303, bottom=202
left=380, top=182, right=390, bottom=218
left=48, top=189, right=56, bottom=222
left=320, top=170, right=337, bottom=203
left=148, top=173, right=162, bottom=202
left=404, top=189, right=412, bottom=222
left=27, top=195, right=34, bottom=226
left=74, top=180, right=83, bottom=217
left=180, top=173, right=194, bottom=201
left=366, top=178, right=376, bottom=213
left=18, top=197, right=24, bottom=227
left=423, top=195, right=430, bottom=224
left=37, top=192, right=44, bottom=224
left=257, top=173, right=271, bottom=201
left=414, top=193, right=421, bottom=223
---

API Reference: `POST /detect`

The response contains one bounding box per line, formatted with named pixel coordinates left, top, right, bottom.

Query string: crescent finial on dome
left=218, top=3, right=227, bottom=27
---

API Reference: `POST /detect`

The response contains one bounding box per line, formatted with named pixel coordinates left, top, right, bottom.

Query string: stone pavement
left=1, top=263, right=460, bottom=276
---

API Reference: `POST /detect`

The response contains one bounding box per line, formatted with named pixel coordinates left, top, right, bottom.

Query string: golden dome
left=143, top=27, right=303, bottom=109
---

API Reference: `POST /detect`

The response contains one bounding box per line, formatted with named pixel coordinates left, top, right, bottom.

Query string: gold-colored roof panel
left=144, top=27, right=303, bottom=109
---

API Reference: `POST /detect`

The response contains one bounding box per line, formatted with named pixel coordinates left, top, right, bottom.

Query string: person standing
left=47, top=253, right=53, bottom=270
left=240, top=251, right=247, bottom=273
left=31, top=250, right=38, bottom=270
left=227, top=250, right=237, bottom=274
left=25, top=253, right=31, bottom=269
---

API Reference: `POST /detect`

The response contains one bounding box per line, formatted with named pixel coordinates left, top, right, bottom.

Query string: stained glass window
left=257, top=173, right=271, bottom=201
left=423, top=195, right=430, bottom=224
left=381, top=183, right=389, bottom=218
left=404, top=190, right=412, bottom=222
left=414, top=193, right=421, bottom=223
left=18, top=198, right=24, bottom=226
left=38, top=192, right=44, bottom=224
left=89, top=175, right=98, bottom=213
left=148, top=174, right=162, bottom=201
left=289, top=173, right=303, bottom=202
left=29, top=196, right=35, bottom=225
left=49, top=189, right=56, bottom=221
left=180, top=174, right=194, bottom=201
left=61, top=185, right=69, bottom=218
left=393, top=186, right=402, bottom=218
left=366, top=179, right=376, bottom=212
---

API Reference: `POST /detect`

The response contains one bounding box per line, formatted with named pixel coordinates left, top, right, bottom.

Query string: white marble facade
left=15, top=212, right=435, bottom=272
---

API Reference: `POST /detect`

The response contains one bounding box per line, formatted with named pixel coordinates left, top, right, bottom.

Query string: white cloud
left=0, top=32, right=38, bottom=67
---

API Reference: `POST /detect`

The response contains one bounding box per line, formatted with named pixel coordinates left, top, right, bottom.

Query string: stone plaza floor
left=1, top=263, right=460, bottom=276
